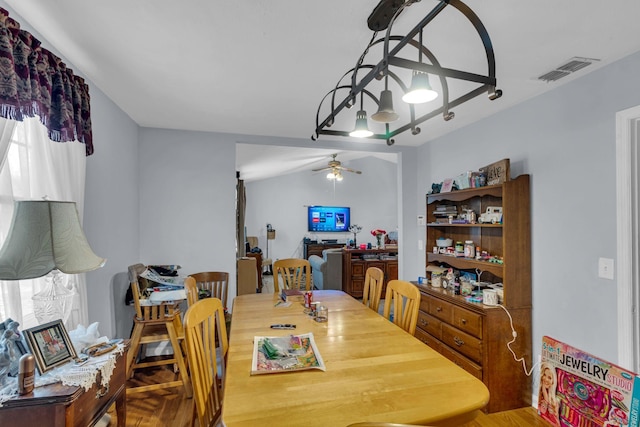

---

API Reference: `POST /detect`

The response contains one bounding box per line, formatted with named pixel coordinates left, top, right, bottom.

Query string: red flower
left=370, top=229, right=386, bottom=237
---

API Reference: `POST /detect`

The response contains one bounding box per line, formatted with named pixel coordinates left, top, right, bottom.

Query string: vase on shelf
left=376, top=234, right=383, bottom=249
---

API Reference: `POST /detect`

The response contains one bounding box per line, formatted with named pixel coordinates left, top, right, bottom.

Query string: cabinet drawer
left=417, top=311, right=441, bottom=338
left=428, top=298, right=454, bottom=323
left=351, top=262, right=365, bottom=276
left=419, top=296, right=429, bottom=313
left=439, top=343, right=483, bottom=380
left=351, top=278, right=364, bottom=294
left=441, top=323, right=482, bottom=364
left=452, top=305, right=483, bottom=339
left=71, top=351, right=125, bottom=426
left=414, top=328, right=442, bottom=352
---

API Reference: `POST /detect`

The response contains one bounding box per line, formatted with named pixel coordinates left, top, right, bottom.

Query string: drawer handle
left=436, top=306, right=443, bottom=312
left=420, top=319, right=428, bottom=326
left=461, top=318, right=467, bottom=324
left=96, top=383, right=110, bottom=399
left=454, top=336, right=465, bottom=347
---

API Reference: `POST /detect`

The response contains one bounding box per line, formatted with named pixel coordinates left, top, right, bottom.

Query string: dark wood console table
left=342, top=248, right=399, bottom=298
left=0, top=347, right=127, bottom=427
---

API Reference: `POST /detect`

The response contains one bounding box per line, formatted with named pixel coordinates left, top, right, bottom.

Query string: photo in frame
left=24, top=319, right=77, bottom=374
left=441, top=178, right=454, bottom=193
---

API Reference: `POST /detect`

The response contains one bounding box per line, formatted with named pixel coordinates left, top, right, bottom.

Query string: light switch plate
left=598, top=257, right=614, bottom=280
left=417, top=215, right=426, bottom=226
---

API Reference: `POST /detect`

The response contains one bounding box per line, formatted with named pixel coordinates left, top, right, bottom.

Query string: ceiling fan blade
left=312, top=166, right=332, bottom=172
left=342, top=167, right=362, bottom=174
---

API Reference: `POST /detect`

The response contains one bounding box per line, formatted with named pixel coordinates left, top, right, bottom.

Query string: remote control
left=270, top=324, right=296, bottom=329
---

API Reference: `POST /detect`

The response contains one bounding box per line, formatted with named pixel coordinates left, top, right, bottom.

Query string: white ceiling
left=6, top=0, right=640, bottom=180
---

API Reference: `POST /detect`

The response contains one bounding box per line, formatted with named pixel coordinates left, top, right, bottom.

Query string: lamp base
left=32, top=270, right=74, bottom=324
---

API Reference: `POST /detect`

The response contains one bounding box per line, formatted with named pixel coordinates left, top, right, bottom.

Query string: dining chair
left=383, top=280, right=421, bottom=335
left=126, top=263, right=192, bottom=397
left=362, top=266, right=385, bottom=312
left=185, top=276, right=199, bottom=307
left=273, top=258, right=312, bottom=293
left=189, top=271, right=230, bottom=310
left=183, top=297, right=228, bottom=427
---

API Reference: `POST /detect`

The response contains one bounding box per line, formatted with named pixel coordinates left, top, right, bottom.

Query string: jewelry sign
left=539, top=336, right=640, bottom=427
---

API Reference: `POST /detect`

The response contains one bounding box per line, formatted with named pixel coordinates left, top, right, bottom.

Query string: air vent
left=538, top=57, right=600, bottom=82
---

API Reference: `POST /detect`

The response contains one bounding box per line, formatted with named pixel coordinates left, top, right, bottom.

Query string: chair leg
left=166, top=322, right=192, bottom=398
left=127, top=323, right=144, bottom=379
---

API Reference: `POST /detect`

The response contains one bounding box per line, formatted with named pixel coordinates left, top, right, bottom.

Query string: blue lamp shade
left=0, top=200, right=106, bottom=280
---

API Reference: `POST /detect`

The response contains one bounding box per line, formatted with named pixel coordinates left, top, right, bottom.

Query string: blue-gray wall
left=5, top=0, right=640, bottom=393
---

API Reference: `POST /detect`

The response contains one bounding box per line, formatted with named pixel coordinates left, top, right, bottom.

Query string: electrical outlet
left=418, top=239, right=423, bottom=250
left=598, top=257, right=614, bottom=280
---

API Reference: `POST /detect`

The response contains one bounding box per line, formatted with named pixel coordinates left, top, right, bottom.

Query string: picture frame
left=24, top=319, right=77, bottom=374
left=479, top=158, right=510, bottom=185
left=441, top=178, right=454, bottom=193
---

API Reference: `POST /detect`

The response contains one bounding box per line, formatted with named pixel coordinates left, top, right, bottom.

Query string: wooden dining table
left=222, top=290, right=489, bottom=427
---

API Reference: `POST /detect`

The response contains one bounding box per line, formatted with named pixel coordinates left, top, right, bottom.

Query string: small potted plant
left=371, top=229, right=387, bottom=248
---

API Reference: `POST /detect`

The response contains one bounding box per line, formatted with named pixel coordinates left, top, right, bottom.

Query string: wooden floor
left=109, top=364, right=548, bottom=427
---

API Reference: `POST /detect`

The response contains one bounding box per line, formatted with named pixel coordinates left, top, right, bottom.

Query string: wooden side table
left=0, top=347, right=127, bottom=427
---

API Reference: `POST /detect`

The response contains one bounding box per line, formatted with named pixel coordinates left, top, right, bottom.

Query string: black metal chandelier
left=311, top=0, right=502, bottom=146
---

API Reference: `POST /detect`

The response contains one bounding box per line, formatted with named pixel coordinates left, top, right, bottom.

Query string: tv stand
left=303, top=241, right=343, bottom=259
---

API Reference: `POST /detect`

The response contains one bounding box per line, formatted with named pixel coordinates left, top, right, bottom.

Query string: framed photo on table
left=25, top=319, right=77, bottom=374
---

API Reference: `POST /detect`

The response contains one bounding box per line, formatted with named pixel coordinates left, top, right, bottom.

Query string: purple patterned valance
left=0, top=8, right=93, bottom=155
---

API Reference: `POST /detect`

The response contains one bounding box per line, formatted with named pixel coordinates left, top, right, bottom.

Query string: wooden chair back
left=185, top=276, right=199, bottom=307
left=273, top=258, right=312, bottom=293
left=383, top=280, right=421, bottom=335
left=190, top=271, right=230, bottom=309
left=362, top=267, right=384, bottom=312
left=183, top=297, right=228, bottom=427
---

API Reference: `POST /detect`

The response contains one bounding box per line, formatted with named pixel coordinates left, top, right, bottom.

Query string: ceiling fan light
left=327, top=171, right=336, bottom=180
left=336, top=172, right=343, bottom=181
left=371, top=90, right=399, bottom=123
left=402, top=71, right=438, bottom=104
left=349, top=110, right=374, bottom=138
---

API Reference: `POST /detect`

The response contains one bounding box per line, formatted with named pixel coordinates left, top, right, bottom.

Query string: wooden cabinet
left=418, top=174, right=531, bottom=413
left=303, top=242, right=344, bottom=259
left=342, top=249, right=398, bottom=298
left=0, top=348, right=127, bottom=426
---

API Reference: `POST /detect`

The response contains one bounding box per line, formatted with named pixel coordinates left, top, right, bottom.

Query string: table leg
left=116, top=387, right=127, bottom=427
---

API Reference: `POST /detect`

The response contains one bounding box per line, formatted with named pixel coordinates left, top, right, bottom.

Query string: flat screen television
left=307, top=206, right=350, bottom=233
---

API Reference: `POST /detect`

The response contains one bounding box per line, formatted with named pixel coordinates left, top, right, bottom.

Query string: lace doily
left=0, top=344, right=124, bottom=407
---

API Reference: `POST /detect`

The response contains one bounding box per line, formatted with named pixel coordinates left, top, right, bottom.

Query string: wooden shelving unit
left=417, top=174, right=532, bottom=413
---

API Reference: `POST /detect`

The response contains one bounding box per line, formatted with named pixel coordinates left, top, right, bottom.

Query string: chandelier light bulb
left=349, top=110, right=374, bottom=138
left=402, top=71, right=438, bottom=104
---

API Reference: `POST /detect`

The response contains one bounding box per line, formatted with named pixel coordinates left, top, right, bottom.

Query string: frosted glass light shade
left=0, top=201, right=106, bottom=280
left=349, top=110, right=373, bottom=138
left=402, top=71, right=438, bottom=104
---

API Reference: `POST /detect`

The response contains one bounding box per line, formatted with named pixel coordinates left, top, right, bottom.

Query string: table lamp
left=0, top=200, right=106, bottom=324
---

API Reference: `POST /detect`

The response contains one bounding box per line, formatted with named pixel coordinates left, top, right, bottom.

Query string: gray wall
left=138, top=128, right=238, bottom=301
left=6, top=0, right=640, bottom=384
left=244, top=156, right=398, bottom=260
left=412, top=51, right=640, bottom=369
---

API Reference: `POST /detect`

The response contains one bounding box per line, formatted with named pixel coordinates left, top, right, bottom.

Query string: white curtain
left=0, top=117, right=88, bottom=330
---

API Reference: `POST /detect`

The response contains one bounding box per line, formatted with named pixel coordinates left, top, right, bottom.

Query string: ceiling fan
left=312, top=154, right=362, bottom=181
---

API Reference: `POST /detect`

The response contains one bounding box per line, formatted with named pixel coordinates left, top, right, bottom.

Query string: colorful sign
left=540, top=336, right=640, bottom=427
